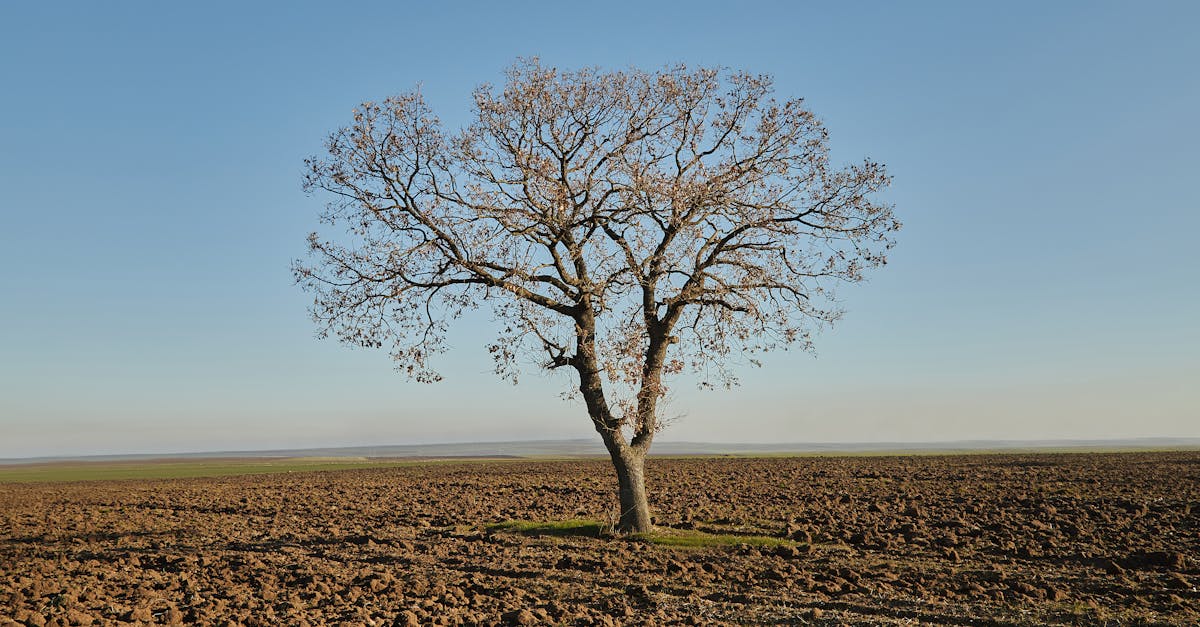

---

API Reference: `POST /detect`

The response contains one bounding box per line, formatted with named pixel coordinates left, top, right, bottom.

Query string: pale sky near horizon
left=2, top=1, right=1197, bottom=459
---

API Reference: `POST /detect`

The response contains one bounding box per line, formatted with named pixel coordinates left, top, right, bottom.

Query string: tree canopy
left=297, top=60, right=899, bottom=530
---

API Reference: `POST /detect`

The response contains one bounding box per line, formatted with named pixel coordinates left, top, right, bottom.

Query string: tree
left=295, top=60, right=899, bottom=533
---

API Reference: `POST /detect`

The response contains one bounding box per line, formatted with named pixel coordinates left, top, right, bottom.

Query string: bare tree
left=295, top=60, right=899, bottom=533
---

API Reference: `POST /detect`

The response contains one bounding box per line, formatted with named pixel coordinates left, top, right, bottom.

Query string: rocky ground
left=2, top=452, right=1197, bottom=625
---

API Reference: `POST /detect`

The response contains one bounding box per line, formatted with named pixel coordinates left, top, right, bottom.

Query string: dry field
left=2, top=452, right=1197, bottom=626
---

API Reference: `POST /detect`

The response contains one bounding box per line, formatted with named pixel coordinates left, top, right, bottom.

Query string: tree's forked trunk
left=575, top=309, right=658, bottom=534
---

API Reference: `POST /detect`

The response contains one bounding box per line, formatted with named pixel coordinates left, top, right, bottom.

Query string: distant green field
left=3, top=446, right=1192, bottom=484
left=0, top=458, right=427, bottom=483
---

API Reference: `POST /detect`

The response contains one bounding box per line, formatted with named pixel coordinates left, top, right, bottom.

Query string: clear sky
left=2, top=1, right=1197, bottom=458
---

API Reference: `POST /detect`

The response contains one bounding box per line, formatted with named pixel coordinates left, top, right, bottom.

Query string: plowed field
left=2, top=452, right=1197, bottom=625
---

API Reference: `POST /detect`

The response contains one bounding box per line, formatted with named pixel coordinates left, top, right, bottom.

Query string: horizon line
left=4, top=435, right=1200, bottom=465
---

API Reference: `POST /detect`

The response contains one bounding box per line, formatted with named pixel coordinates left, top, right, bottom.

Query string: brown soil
left=2, top=452, right=1197, bottom=625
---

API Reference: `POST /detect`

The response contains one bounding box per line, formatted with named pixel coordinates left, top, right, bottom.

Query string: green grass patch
left=0, top=458, right=425, bottom=483
left=487, top=518, right=609, bottom=538
left=633, top=527, right=798, bottom=549
left=489, top=518, right=803, bottom=550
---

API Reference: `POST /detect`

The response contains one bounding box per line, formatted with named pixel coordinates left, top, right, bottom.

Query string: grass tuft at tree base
left=631, top=527, right=800, bottom=549
left=488, top=518, right=804, bottom=549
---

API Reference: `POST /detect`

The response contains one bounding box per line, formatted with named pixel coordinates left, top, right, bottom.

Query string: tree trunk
left=572, top=306, right=655, bottom=534
left=602, top=439, right=652, bottom=533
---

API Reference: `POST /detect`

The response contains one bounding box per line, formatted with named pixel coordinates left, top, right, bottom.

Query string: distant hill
left=3, top=437, right=1199, bottom=465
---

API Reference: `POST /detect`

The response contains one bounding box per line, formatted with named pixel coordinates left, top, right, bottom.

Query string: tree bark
left=573, top=305, right=655, bottom=533
left=601, top=436, right=652, bottom=533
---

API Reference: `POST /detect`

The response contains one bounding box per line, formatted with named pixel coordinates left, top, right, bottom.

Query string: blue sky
left=1, top=1, right=1197, bottom=458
